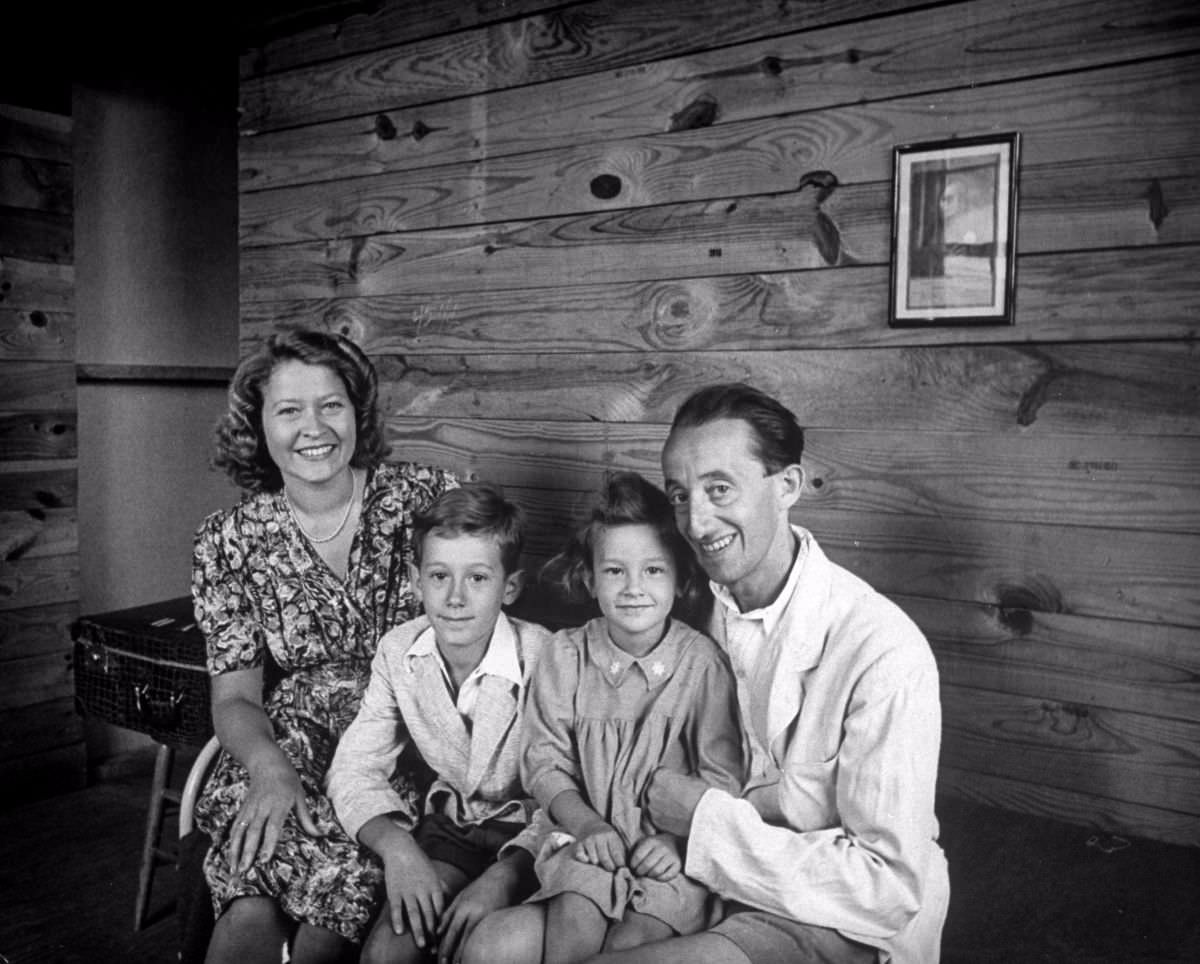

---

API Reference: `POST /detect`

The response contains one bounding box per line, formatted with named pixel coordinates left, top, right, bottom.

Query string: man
left=589, top=382, right=948, bottom=964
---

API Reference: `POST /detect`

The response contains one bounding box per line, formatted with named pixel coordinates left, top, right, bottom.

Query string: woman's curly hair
left=541, top=471, right=712, bottom=629
left=211, top=329, right=390, bottom=493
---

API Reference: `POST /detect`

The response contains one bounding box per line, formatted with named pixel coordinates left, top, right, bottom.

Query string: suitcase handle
left=132, top=684, right=185, bottom=730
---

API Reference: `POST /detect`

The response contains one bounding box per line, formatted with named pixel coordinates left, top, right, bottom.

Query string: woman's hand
left=573, top=820, right=627, bottom=871
left=210, top=668, right=323, bottom=873
left=629, top=832, right=683, bottom=881
left=228, top=753, right=323, bottom=872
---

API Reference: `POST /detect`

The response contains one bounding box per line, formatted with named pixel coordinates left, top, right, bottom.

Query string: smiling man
left=586, top=383, right=949, bottom=964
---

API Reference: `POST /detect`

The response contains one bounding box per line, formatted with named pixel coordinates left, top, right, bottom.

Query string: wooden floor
left=1, top=748, right=1197, bottom=963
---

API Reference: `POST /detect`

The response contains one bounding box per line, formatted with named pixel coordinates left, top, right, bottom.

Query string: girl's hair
left=211, top=328, right=390, bottom=493
left=412, top=482, right=525, bottom=575
left=541, top=472, right=711, bottom=626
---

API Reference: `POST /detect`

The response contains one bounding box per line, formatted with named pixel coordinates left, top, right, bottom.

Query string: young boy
left=327, top=482, right=552, bottom=964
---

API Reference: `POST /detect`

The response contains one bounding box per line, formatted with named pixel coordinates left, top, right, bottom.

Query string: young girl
left=463, top=472, right=744, bottom=964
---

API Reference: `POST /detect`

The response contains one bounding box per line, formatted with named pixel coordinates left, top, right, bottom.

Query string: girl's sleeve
left=326, top=633, right=417, bottom=840
left=687, top=649, right=746, bottom=796
left=192, top=512, right=265, bottom=675
left=520, top=630, right=583, bottom=811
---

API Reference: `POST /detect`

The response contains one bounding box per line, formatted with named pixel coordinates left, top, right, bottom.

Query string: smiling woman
left=190, top=329, right=457, bottom=964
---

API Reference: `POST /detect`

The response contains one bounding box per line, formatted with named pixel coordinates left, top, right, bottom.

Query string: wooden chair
left=178, top=735, right=222, bottom=838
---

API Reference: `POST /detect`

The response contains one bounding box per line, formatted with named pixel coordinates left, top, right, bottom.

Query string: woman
left=192, top=329, right=456, bottom=963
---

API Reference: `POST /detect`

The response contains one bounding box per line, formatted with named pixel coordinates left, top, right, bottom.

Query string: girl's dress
left=522, top=617, right=744, bottom=935
left=191, top=461, right=456, bottom=943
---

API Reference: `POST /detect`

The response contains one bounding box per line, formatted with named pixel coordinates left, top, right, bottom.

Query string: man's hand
left=381, top=834, right=448, bottom=950
left=629, top=833, right=682, bottom=881
left=645, top=769, right=709, bottom=837
left=574, top=820, right=627, bottom=871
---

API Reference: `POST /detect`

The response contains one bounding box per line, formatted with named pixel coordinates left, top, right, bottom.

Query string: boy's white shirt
left=327, top=611, right=549, bottom=844
left=407, top=614, right=524, bottom=720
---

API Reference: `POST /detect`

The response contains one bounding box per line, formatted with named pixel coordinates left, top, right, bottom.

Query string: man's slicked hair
left=670, top=383, right=804, bottom=472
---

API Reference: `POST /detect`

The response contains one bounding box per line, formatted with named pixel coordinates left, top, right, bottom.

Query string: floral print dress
left=191, top=462, right=456, bottom=942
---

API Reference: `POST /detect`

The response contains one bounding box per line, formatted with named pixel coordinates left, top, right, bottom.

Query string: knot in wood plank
left=668, top=95, right=718, bottom=132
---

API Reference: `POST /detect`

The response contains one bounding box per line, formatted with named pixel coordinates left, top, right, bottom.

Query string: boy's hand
left=574, top=821, right=627, bottom=871
left=382, top=835, right=448, bottom=950
left=437, top=858, right=522, bottom=964
left=629, top=833, right=682, bottom=881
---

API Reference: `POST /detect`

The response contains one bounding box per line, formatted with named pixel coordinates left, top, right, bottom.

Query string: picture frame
left=888, top=133, right=1020, bottom=327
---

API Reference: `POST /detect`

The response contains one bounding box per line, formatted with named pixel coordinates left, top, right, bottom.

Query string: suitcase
left=73, top=597, right=212, bottom=747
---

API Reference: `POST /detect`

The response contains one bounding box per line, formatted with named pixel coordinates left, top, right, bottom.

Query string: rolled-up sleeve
left=520, top=632, right=583, bottom=811
left=327, top=638, right=418, bottom=841
left=686, top=657, right=942, bottom=947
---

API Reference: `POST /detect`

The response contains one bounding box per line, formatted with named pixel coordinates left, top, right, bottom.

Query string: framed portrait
left=888, top=133, right=1020, bottom=327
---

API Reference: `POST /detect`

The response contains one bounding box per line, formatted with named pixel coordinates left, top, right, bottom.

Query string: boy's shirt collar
left=406, top=612, right=524, bottom=714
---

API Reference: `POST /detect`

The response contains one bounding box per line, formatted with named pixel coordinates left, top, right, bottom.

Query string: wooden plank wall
left=237, top=0, right=1200, bottom=846
left=0, top=104, right=83, bottom=804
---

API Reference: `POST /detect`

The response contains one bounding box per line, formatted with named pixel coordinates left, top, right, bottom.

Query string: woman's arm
left=210, top=667, right=322, bottom=871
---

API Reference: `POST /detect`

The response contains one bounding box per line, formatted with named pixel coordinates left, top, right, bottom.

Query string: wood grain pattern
left=0, top=153, right=72, bottom=214
left=938, top=766, right=1199, bottom=848
left=0, top=602, right=77, bottom=660
left=808, top=507, right=1200, bottom=628
left=0, top=256, right=75, bottom=312
left=434, top=480, right=1200, bottom=628
left=940, top=684, right=1200, bottom=814
left=901, top=595, right=1200, bottom=722
left=0, top=308, right=74, bottom=361
left=365, top=343, right=1200, bottom=437
left=239, top=0, right=930, bottom=131
left=0, top=507, right=76, bottom=561
left=0, top=650, right=75, bottom=709
left=0, top=100, right=77, bottom=793
left=0, top=362, right=74, bottom=409
left=241, top=0, right=572, bottom=79
left=0, top=206, right=72, bottom=263
left=240, top=133, right=1200, bottom=250
left=242, top=245, right=1200, bottom=352
left=0, top=106, right=71, bottom=164
left=0, top=412, right=76, bottom=461
left=237, top=0, right=1200, bottom=842
left=0, top=553, right=79, bottom=612
left=239, top=169, right=1200, bottom=298
left=382, top=416, right=1200, bottom=533
left=239, top=2, right=1200, bottom=192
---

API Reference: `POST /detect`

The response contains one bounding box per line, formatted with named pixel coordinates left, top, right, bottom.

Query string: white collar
left=712, top=526, right=811, bottom=637
left=405, top=611, right=524, bottom=688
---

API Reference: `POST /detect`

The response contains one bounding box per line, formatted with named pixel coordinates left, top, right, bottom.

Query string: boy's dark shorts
left=412, top=813, right=525, bottom=879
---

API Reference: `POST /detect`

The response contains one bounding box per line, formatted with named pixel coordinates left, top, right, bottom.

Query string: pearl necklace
left=286, top=470, right=361, bottom=545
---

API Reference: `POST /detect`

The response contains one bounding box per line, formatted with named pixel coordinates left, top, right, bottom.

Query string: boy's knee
left=461, top=914, right=520, bottom=964
left=360, top=919, right=421, bottom=964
